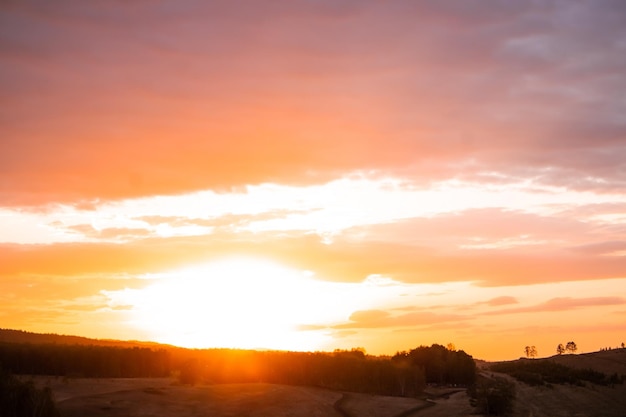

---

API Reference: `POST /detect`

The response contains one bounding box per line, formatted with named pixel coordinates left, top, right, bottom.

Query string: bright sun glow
left=115, top=257, right=343, bottom=351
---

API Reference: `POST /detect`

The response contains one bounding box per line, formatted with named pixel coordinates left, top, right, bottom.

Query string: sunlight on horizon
left=104, top=256, right=410, bottom=351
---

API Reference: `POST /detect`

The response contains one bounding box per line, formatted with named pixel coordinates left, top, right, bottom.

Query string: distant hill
left=489, top=348, right=626, bottom=375
left=488, top=348, right=626, bottom=389
left=0, top=328, right=171, bottom=349
left=547, top=348, right=626, bottom=375
left=490, top=348, right=626, bottom=376
left=486, top=349, right=626, bottom=417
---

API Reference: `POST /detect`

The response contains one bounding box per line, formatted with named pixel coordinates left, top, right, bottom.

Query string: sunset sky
left=2, top=0, right=626, bottom=361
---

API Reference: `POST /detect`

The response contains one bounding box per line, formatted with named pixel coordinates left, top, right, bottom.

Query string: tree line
left=170, top=343, right=475, bottom=396
left=392, top=344, right=476, bottom=386
left=0, top=343, right=171, bottom=378
left=0, top=341, right=476, bottom=398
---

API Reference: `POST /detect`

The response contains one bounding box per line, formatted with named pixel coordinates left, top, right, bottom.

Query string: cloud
left=296, top=324, right=327, bottom=331
left=0, top=272, right=142, bottom=333
left=479, top=296, right=519, bottom=307
left=334, top=308, right=468, bottom=329
left=330, top=330, right=358, bottom=339
left=2, top=1, right=626, bottom=205
left=136, top=209, right=319, bottom=230
left=343, top=208, right=590, bottom=250
left=3, top=222, right=626, bottom=287
left=568, top=241, right=626, bottom=256
left=0, top=273, right=148, bottom=306
left=65, top=225, right=153, bottom=240
left=484, top=297, right=626, bottom=316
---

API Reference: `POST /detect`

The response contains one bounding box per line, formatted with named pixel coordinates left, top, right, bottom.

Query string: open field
left=29, top=373, right=626, bottom=417
left=33, top=377, right=434, bottom=417
left=23, top=349, right=626, bottom=417
left=508, top=376, right=626, bottom=417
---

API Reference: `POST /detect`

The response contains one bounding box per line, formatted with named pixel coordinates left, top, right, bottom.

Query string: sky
left=1, top=0, right=626, bottom=361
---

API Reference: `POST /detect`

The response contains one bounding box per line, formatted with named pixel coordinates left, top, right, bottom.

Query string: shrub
left=0, top=368, right=60, bottom=417
left=469, top=375, right=515, bottom=416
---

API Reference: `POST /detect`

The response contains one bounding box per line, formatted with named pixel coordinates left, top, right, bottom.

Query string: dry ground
left=31, top=367, right=626, bottom=417
left=508, top=376, right=626, bottom=417
left=34, top=377, right=435, bottom=417
left=413, top=388, right=476, bottom=417
left=496, top=349, right=626, bottom=417
left=336, top=391, right=428, bottom=417
left=55, top=380, right=341, bottom=417
left=549, top=349, right=626, bottom=376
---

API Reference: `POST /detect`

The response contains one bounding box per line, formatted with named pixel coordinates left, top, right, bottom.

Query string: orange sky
left=1, top=0, right=626, bottom=360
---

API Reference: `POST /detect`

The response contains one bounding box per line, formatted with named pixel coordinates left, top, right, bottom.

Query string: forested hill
left=0, top=328, right=169, bottom=349
left=0, top=328, right=477, bottom=398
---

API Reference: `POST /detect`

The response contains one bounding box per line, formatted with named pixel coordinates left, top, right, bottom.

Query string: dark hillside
left=485, top=349, right=626, bottom=417
left=489, top=349, right=626, bottom=388
left=547, top=348, right=626, bottom=375
left=0, top=328, right=169, bottom=349
left=0, top=329, right=477, bottom=399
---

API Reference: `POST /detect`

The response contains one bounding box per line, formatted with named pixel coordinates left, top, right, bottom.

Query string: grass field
left=36, top=377, right=433, bottom=417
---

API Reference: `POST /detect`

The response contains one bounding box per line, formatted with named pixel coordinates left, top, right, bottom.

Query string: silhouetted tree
left=0, top=342, right=171, bottom=378
left=565, top=341, right=577, bottom=354
left=0, top=335, right=475, bottom=399
left=524, top=346, right=537, bottom=358
left=556, top=343, right=565, bottom=355
left=395, top=344, right=476, bottom=386
left=391, top=354, right=425, bottom=396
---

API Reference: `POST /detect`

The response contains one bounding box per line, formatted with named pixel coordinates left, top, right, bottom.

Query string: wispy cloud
left=334, top=309, right=468, bottom=329
left=484, top=297, right=626, bottom=316
left=477, top=296, right=519, bottom=307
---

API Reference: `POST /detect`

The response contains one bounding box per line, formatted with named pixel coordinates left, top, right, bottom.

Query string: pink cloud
left=3, top=226, right=626, bottom=287
left=484, top=297, right=626, bottom=316
left=1, top=1, right=625, bottom=205
left=334, top=309, right=468, bottom=329
left=480, top=296, right=519, bottom=307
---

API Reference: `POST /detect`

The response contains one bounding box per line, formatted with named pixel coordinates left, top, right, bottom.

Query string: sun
left=121, top=256, right=334, bottom=351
